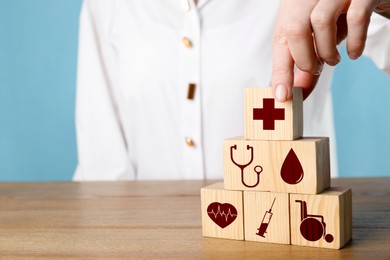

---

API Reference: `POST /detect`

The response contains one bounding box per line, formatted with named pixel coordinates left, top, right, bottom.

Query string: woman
left=74, top=0, right=390, bottom=180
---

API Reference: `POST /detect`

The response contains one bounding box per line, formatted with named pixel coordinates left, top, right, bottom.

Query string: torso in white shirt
left=76, top=0, right=390, bottom=180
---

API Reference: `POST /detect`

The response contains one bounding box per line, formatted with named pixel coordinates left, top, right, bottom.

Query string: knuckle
left=347, top=8, right=370, bottom=25
left=348, top=40, right=366, bottom=52
left=272, top=66, right=293, bottom=78
left=318, top=51, right=338, bottom=63
left=311, top=10, right=333, bottom=27
left=272, top=32, right=288, bottom=45
left=321, top=56, right=336, bottom=64
left=296, top=61, right=318, bottom=74
left=284, top=21, right=310, bottom=38
left=349, top=36, right=367, bottom=46
left=348, top=33, right=368, bottom=49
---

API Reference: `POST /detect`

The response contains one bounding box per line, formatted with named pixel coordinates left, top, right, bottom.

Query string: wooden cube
left=224, top=136, right=330, bottom=194
left=290, top=188, right=352, bottom=249
left=201, top=182, right=244, bottom=240
left=244, top=191, right=290, bottom=244
left=245, top=87, right=303, bottom=140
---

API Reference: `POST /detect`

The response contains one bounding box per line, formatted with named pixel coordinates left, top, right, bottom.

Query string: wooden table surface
left=0, top=178, right=389, bottom=259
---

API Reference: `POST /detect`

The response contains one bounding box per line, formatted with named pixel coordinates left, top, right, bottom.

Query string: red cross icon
left=253, top=98, right=285, bottom=130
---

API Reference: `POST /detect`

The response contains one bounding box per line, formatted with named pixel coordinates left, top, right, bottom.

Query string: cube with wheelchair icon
left=201, top=87, right=352, bottom=249
left=290, top=188, right=352, bottom=249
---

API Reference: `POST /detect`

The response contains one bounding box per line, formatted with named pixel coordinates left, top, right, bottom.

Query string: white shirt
left=74, top=0, right=390, bottom=181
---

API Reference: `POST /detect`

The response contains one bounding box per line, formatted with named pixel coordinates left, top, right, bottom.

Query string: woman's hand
left=272, top=0, right=390, bottom=102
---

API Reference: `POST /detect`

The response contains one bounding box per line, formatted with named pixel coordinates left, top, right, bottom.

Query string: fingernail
left=314, top=62, right=323, bottom=76
left=337, top=53, right=341, bottom=62
left=334, top=53, right=341, bottom=65
left=275, top=84, right=288, bottom=102
left=349, top=52, right=359, bottom=60
left=327, top=54, right=341, bottom=66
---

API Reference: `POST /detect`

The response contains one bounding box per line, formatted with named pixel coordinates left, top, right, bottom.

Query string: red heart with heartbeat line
left=207, top=202, right=238, bottom=228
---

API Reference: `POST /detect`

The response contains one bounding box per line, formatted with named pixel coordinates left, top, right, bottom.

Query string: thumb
left=294, top=69, right=322, bottom=100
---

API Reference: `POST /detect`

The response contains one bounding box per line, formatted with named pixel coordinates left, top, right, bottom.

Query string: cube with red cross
left=245, top=87, right=303, bottom=140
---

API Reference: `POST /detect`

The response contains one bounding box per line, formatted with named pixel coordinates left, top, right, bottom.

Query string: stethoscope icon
left=230, top=145, right=262, bottom=188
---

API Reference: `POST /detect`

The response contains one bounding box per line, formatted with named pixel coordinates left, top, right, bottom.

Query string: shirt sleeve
left=363, top=12, right=390, bottom=75
left=73, top=0, right=135, bottom=181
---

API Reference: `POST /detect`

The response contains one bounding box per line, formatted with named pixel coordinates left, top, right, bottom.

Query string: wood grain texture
left=244, top=191, right=290, bottom=244
left=224, top=136, right=330, bottom=194
left=245, top=87, right=303, bottom=140
left=290, top=188, right=352, bottom=249
left=201, top=182, right=244, bottom=240
left=0, top=178, right=389, bottom=259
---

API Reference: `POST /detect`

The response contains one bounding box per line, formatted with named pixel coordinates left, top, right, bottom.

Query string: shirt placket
left=179, top=0, right=205, bottom=179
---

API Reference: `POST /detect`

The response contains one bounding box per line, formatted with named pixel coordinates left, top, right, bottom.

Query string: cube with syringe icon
left=244, top=191, right=290, bottom=244
left=201, top=87, right=352, bottom=249
left=256, top=197, right=276, bottom=237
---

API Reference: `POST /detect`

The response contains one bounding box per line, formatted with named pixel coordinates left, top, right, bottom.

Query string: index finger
left=272, top=26, right=295, bottom=102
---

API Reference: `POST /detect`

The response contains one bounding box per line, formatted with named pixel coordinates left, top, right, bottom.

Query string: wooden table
left=0, top=178, right=389, bottom=259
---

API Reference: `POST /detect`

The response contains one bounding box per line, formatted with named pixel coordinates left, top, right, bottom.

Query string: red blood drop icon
left=280, top=149, right=304, bottom=184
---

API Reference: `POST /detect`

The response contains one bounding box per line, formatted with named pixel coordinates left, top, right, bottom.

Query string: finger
left=272, top=27, right=295, bottom=102
left=294, top=68, right=321, bottom=100
left=336, top=13, right=348, bottom=44
left=346, top=0, right=376, bottom=59
left=272, top=1, right=295, bottom=102
left=310, top=0, right=345, bottom=65
left=284, top=0, right=323, bottom=75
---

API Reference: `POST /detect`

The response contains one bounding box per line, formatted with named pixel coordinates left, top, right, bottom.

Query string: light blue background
left=0, top=1, right=81, bottom=181
left=0, top=1, right=389, bottom=181
left=333, top=47, right=390, bottom=177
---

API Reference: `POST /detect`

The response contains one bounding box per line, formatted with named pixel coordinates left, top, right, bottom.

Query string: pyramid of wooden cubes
left=201, top=87, right=352, bottom=249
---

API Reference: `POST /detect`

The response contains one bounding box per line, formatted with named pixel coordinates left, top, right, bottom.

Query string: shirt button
left=185, top=137, right=195, bottom=147
left=182, top=37, right=193, bottom=48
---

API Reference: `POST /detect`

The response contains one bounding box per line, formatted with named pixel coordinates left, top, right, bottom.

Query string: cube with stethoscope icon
left=223, top=136, right=331, bottom=194
left=201, top=87, right=352, bottom=249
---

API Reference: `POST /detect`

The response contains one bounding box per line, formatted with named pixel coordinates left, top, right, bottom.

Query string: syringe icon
left=256, top=197, right=276, bottom=238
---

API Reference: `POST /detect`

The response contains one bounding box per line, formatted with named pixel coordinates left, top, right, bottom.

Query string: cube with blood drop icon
left=224, top=136, right=330, bottom=194
left=200, top=87, right=352, bottom=250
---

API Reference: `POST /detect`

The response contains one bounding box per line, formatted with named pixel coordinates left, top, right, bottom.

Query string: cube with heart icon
left=200, top=87, right=352, bottom=249
left=201, top=182, right=244, bottom=240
